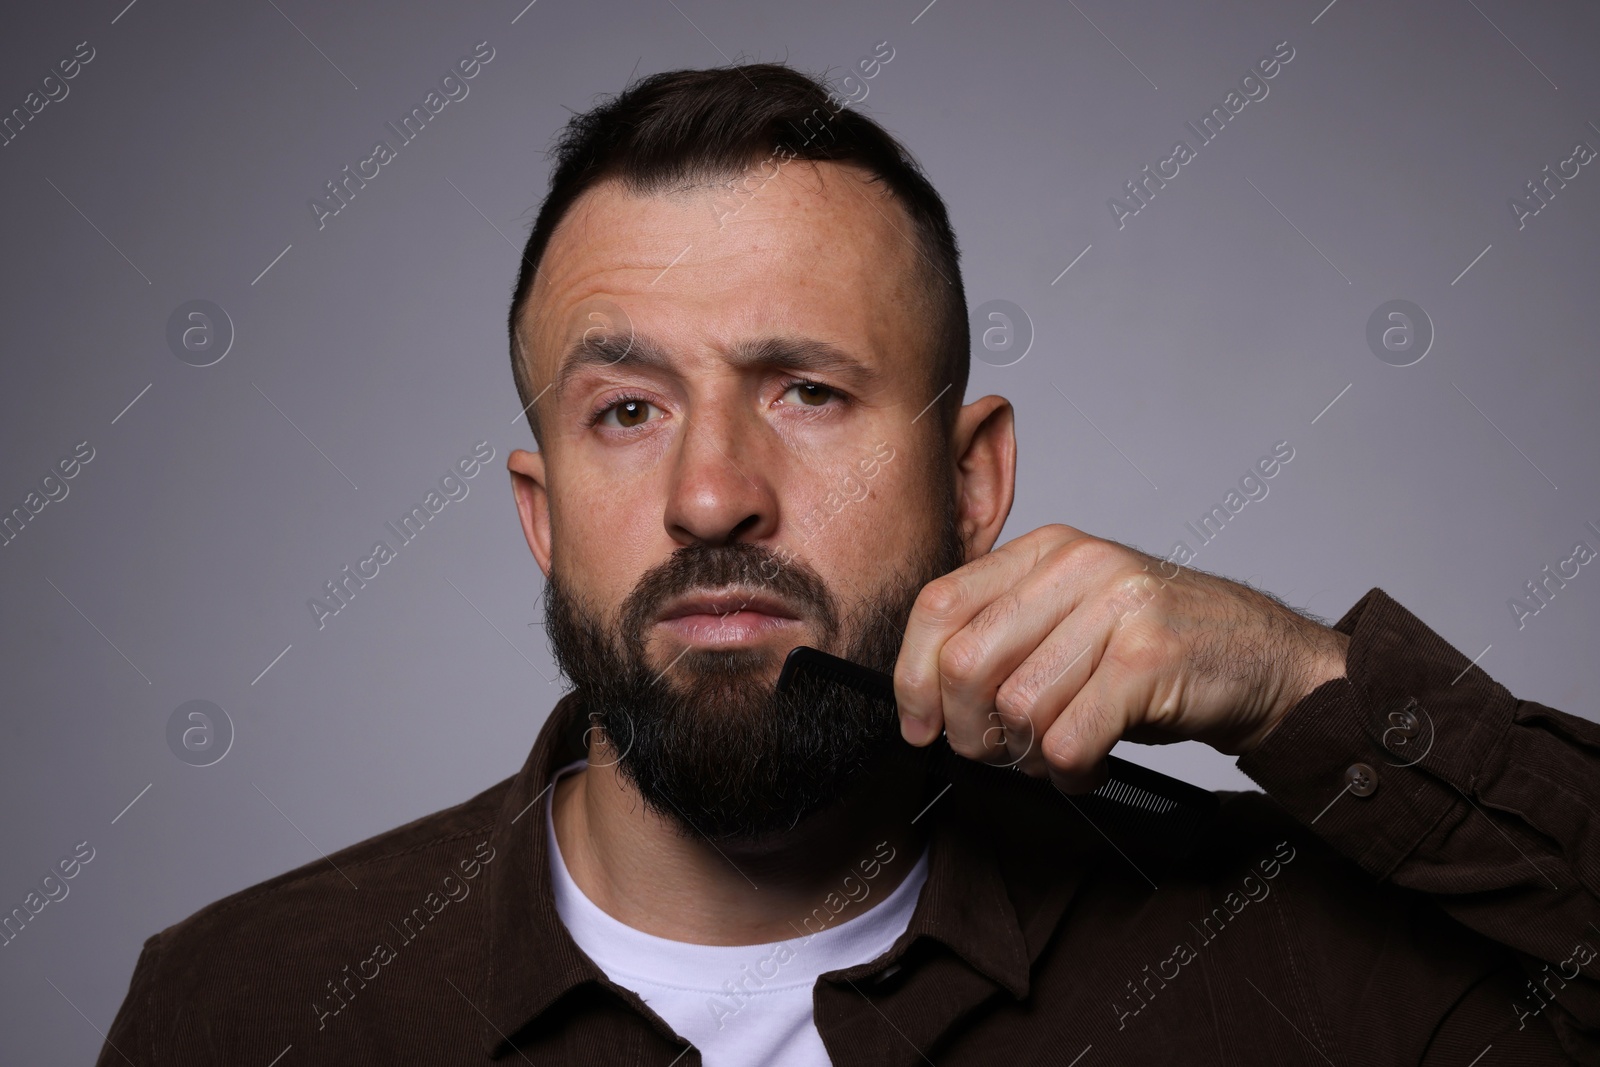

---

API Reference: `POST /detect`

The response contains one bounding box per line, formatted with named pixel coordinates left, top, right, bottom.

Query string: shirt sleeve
left=1235, top=587, right=1600, bottom=1063
left=96, top=933, right=164, bottom=1067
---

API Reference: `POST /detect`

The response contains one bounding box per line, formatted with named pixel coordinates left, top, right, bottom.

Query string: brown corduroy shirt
left=97, top=588, right=1600, bottom=1065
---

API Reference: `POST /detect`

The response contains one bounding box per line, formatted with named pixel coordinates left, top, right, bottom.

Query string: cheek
left=792, top=462, right=929, bottom=571
left=551, top=477, right=658, bottom=598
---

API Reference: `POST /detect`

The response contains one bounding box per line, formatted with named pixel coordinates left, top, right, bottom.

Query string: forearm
left=1236, top=588, right=1600, bottom=1055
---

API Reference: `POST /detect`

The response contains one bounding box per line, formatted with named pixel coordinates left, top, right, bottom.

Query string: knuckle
left=1039, top=522, right=1079, bottom=543
left=993, top=679, right=1037, bottom=724
left=937, top=635, right=985, bottom=683
left=1107, top=571, right=1168, bottom=620
left=967, top=591, right=1020, bottom=638
left=1045, top=703, right=1106, bottom=771
left=1113, top=565, right=1164, bottom=597
left=916, top=578, right=963, bottom=621
left=1065, top=535, right=1120, bottom=571
left=1105, top=619, right=1173, bottom=675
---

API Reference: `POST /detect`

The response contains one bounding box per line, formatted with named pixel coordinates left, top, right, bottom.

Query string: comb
left=777, top=645, right=1219, bottom=866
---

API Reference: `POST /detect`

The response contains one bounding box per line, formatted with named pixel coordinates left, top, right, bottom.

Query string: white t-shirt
left=546, top=759, right=931, bottom=1066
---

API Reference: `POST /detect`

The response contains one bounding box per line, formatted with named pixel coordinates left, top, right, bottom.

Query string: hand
left=892, top=524, right=1350, bottom=792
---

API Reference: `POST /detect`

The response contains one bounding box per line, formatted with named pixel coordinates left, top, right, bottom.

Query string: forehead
left=521, top=160, right=928, bottom=394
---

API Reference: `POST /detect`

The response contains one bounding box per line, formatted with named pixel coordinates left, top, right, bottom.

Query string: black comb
left=778, top=644, right=1219, bottom=867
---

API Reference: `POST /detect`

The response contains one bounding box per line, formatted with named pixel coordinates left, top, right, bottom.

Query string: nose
left=661, top=404, right=779, bottom=547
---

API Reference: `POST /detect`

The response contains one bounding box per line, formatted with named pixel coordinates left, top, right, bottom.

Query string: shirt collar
left=890, top=757, right=1035, bottom=1000
left=477, top=689, right=1049, bottom=1057
left=478, top=689, right=600, bottom=1056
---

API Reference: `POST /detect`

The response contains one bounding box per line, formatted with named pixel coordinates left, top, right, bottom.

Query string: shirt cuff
left=1235, top=587, right=1519, bottom=878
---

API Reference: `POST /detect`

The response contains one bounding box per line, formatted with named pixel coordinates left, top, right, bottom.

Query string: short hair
left=506, top=61, right=969, bottom=447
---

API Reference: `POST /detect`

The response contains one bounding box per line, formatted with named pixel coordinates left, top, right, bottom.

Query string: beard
left=542, top=483, right=967, bottom=844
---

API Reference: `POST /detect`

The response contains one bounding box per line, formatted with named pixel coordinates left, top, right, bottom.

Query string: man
left=99, top=63, right=1598, bottom=1066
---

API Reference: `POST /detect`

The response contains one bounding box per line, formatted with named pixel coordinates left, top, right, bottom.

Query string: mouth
left=655, top=588, right=804, bottom=646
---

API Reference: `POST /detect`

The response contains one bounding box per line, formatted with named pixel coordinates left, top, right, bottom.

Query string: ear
left=948, top=395, right=1016, bottom=561
left=507, top=448, right=553, bottom=578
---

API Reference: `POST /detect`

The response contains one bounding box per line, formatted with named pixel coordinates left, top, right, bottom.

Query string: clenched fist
left=892, top=524, right=1350, bottom=793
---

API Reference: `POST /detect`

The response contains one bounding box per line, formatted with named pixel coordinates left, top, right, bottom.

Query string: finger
left=941, top=584, right=1058, bottom=764
left=893, top=538, right=1040, bottom=746
left=971, top=545, right=1139, bottom=773
left=896, top=525, right=1103, bottom=747
left=992, top=615, right=1106, bottom=777
left=1048, top=758, right=1109, bottom=797
left=1040, top=664, right=1141, bottom=793
left=1004, top=563, right=1183, bottom=775
left=942, top=554, right=1097, bottom=766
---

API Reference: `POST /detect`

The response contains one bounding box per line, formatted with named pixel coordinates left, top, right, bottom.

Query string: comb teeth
left=1092, top=776, right=1179, bottom=814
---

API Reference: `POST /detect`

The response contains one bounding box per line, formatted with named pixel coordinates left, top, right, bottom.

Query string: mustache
left=617, top=540, right=839, bottom=649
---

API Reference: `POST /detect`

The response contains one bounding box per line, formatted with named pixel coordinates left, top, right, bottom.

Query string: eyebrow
left=550, top=332, right=882, bottom=403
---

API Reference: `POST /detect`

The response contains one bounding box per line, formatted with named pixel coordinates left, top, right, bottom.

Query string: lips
left=657, top=589, right=800, bottom=624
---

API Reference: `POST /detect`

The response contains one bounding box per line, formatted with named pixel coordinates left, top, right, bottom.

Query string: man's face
left=512, top=160, right=967, bottom=840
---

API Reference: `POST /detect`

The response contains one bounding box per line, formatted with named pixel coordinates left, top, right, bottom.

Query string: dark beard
left=542, top=488, right=966, bottom=844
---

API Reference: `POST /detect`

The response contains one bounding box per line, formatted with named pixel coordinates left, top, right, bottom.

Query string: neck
left=551, top=735, right=933, bottom=945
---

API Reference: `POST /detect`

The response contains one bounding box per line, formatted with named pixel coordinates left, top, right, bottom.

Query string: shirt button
left=1387, top=699, right=1421, bottom=739
left=1344, top=762, right=1378, bottom=797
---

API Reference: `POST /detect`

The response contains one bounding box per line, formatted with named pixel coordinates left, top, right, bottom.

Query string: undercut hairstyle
left=506, top=61, right=969, bottom=447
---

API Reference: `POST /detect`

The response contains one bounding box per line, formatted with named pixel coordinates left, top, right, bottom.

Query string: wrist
left=1246, top=629, right=1351, bottom=754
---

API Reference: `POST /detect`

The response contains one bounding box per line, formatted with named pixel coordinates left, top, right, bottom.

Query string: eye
left=780, top=380, right=839, bottom=408
left=595, top=397, right=661, bottom=429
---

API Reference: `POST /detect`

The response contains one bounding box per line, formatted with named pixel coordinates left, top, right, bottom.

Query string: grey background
left=3, top=0, right=1597, bottom=1060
